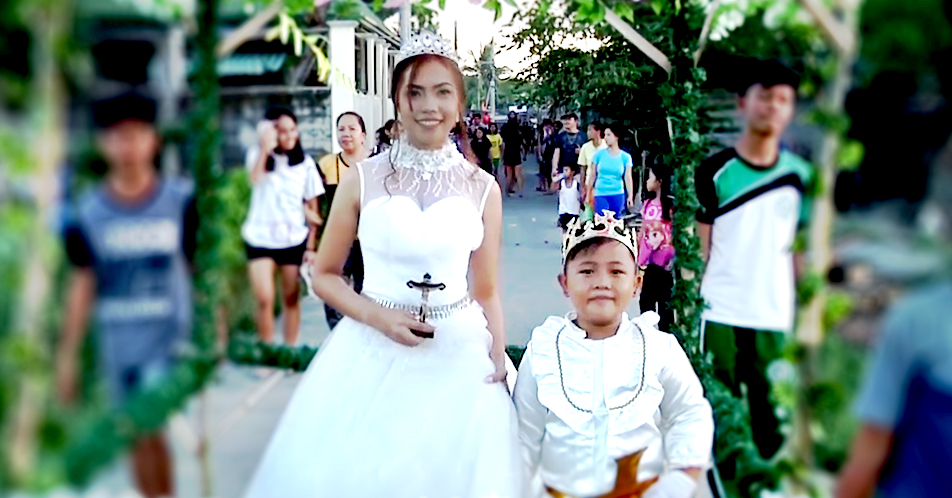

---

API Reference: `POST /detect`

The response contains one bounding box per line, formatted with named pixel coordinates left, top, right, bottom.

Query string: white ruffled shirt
left=513, top=312, right=714, bottom=497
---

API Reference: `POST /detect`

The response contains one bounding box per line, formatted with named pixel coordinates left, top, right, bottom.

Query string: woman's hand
left=366, top=307, right=434, bottom=347
left=257, top=120, right=277, bottom=153
left=627, top=195, right=636, bottom=211
left=486, top=348, right=508, bottom=386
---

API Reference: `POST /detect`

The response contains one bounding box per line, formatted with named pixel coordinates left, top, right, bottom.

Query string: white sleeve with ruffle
left=656, top=333, right=714, bottom=469
left=512, top=342, right=548, bottom=498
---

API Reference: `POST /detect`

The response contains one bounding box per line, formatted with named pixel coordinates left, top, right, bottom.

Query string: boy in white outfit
left=514, top=212, right=714, bottom=498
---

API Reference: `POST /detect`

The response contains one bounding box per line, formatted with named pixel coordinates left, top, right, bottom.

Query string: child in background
left=488, top=122, right=503, bottom=179
left=514, top=213, right=714, bottom=498
left=638, top=162, right=675, bottom=331
left=551, top=165, right=582, bottom=233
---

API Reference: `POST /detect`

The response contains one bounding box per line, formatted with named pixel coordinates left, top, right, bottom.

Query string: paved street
left=73, top=156, right=643, bottom=498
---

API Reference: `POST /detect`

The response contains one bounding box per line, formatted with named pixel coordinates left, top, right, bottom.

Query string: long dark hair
left=264, top=106, right=305, bottom=170
left=390, top=54, right=476, bottom=164
left=646, top=160, right=673, bottom=221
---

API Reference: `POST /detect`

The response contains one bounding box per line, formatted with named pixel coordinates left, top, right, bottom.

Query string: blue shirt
left=65, top=180, right=196, bottom=373
left=854, top=282, right=952, bottom=498
left=592, top=149, right=632, bottom=197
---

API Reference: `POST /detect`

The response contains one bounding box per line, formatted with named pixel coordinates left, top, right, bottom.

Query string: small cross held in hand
left=406, top=273, right=446, bottom=337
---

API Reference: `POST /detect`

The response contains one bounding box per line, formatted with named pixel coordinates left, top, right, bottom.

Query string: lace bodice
left=356, top=139, right=496, bottom=306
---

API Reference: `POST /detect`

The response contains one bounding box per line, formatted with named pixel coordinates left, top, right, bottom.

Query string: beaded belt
left=364, top=293, right=475, bottom=322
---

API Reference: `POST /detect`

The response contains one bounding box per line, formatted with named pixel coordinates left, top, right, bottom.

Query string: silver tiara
left=396, top=30, right=458, bottom=65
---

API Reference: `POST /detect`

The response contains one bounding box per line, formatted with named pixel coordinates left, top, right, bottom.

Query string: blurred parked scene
left=1, top=0, right=951, bottom=497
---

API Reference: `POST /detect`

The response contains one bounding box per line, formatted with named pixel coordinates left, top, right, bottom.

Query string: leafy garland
left=228, top=338, right=317, bottom=372
left=64, top=356, right=217, bottom=486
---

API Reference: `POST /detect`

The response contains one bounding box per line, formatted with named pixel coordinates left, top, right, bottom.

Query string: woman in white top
left=243, top=107, right=324, bottom=345
left=243, top=31, right=525, bottom=498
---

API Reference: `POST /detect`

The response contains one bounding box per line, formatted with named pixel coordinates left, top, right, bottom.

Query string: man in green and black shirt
left=696, top=60, right=815, bottom=466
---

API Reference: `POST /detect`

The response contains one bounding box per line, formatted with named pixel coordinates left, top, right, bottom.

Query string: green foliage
left=64, top=356, right=217, bottom=486
left=809, top=334, right=864, bottom=472
left=228, top=338, right=317, bottom=371
left=823, top=291, right=853, bottom=330
left=858, top=0, right=952, bottom=84
left=796, top=270, right=824, bottom=305
left=216, top=169, right=257, bottom=333
left=411, top=1, right=439, bottom=32
left=483, top=0, right=503, bottom=21
left=836, top=140, right=864, bottom=171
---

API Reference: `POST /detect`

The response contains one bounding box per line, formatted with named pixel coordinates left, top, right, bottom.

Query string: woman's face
left=603, top=128, right=618, bottom=147
left=275, top=115, right=299, bottom=152
left=489, top=124, right=498, bottom=134
left=475, top=128, right=485, bottom=140
left=337, top=114, right=365, bottom=153
left=397, top=59, right=461, bottom=150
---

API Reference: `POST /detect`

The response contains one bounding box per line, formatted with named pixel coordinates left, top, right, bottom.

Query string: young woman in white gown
left=242, top=31, right=525, bottom=498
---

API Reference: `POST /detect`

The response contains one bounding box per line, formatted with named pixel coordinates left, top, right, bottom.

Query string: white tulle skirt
left=243, top=305, right=525, bottom=498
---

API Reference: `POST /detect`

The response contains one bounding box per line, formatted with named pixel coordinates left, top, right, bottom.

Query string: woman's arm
left=303, top=198, right=321, bottom=263
left=625, top=162, right=635, bottom=209
left=303, top=200, right=323, bottom=227
left=586, top=160, right=598, bottom=206
left=835, top=424, right=893, bottom=498
left=248, top=148, right=270, bottom=185
left=312, top=171, right=433, bottom=345
left=470, top=182, right=507, bottom=383
left=249, top=122, right=276, bottom=184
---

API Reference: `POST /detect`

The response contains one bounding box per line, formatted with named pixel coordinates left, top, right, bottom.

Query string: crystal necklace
left=392, top=137, right=464, bottom=180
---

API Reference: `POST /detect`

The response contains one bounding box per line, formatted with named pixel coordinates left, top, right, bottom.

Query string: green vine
left=228, top=338, right=317, bottom=372
left=64, top=356, right=217, bottom=487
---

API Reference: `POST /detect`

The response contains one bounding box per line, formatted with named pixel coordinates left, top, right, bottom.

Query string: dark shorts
left=503, top=147, right=522, bottom=166
left=559, top=213, right=579, bottom=230
left=245, top=241, right=307, bottom=266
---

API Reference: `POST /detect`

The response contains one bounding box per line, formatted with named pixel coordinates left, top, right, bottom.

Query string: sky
left=432, top=0, right=531, bottom=76
left=384, top=0, right=533, bottom=77
left=384, top=0, right=603, bottom=79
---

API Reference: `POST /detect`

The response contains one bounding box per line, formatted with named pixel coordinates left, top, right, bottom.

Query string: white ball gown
left=243, top=139, right=525, bottom=498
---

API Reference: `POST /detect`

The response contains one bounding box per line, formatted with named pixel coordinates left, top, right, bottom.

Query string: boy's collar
left=564, top=311, right=631, bottom=339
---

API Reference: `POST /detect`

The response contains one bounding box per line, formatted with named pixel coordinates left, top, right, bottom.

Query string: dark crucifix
left=406, top=273, right=446, bottom=338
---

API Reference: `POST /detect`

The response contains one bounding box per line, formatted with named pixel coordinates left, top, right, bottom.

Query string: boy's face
left=97, top=119, right=159, bottom=170
left=739, top=83, right=795, bottom=137
left=562, top=117, right=577, bottom=132
left=559, top=240, right=641, bottom=328
left=563, top=166, right=573, bottom=179
left=587, top=125, right=599, bottom=141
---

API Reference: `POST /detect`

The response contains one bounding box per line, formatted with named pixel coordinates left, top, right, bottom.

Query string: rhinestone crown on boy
left=396, top=30, right=459, bottom=64
left=562, top=211, right=639, bottom=265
